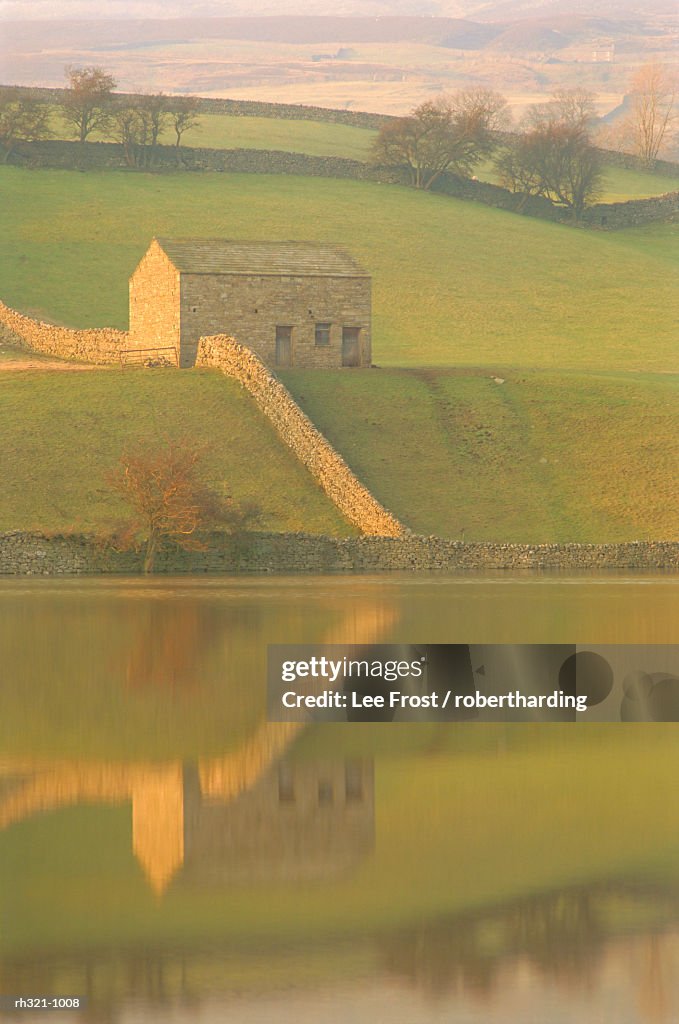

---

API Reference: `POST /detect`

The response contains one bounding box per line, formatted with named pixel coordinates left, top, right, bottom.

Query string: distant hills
left=0, top=13, right=658, bottom=52
left=2, top=9, right=673, bottom=111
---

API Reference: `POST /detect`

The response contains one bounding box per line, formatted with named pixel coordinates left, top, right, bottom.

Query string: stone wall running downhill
left=2, top=531, right=678, bottom=576
left=0, top=300, right=127, bottom=363
left=196, top=334, right=405, bottom=538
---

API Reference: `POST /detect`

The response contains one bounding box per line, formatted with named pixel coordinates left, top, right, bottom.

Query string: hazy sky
left=0, top=0, right=483, bottom=21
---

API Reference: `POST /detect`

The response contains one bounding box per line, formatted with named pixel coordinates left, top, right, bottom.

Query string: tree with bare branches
left=624, top=62, right=677, bottom=166
left=371, top=89, right=508, bottom=190
left=495, top=89, right=603, bottom=221
left=168, top=95, right=202, bottom=149
left=62, top=65, right=117, bottom=143
left=108, top=439, right=257, bottom=573
left=0, top=87, right=52, bottom=163
left=525, top=88, right=598, bottom=133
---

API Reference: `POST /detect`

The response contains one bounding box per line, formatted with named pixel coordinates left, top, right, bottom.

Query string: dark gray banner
left=267, top=644, right=679, bottom=722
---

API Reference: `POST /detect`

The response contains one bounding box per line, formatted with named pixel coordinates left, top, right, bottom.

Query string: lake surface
left=1, top=573, right=678, bottom=1023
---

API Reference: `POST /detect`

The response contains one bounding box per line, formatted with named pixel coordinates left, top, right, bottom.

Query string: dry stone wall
left=581, top=192, right=679, bottom=229
left=0, top=300, right=127, bottom=363
left=196, top=335, right=404, bottom=537
left=2, top=531, right=678, bottom=576
left=13, top=141, right=679, bottom=230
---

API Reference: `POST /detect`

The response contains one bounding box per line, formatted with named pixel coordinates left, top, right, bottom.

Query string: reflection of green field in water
left=1, top=576, right=679, bottom=758
left=1, top=728, right=678, bottom=955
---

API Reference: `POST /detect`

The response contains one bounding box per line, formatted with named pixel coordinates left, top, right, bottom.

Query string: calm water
left=1, top=573, right=678, bottom=1023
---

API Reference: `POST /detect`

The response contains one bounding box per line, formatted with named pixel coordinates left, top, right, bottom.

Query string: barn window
left=315, top=323, right=331, bottom=347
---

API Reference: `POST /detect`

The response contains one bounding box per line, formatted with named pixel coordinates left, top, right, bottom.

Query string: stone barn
left=129, top=237, right=372, bottom=369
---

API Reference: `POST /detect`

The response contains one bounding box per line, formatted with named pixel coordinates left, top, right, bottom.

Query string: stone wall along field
left=17, top=141, right=679, bottom=231
left=0, top=299, right=127, bottom=363
left=196, top=335, right=404, bottom=538
left=3, top=531, right=679, bottom=576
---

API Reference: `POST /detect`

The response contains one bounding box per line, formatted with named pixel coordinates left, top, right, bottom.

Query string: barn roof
left=153, top=238, right=369, bottom=278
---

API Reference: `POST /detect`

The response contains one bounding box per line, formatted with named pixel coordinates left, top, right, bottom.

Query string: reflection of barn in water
left=181, top=758, right=374, bottom=884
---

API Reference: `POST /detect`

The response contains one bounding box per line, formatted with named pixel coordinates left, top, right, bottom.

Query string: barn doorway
left=342, top=327, right=361, bottom=367
left=275, top=326, right=293, bottom=366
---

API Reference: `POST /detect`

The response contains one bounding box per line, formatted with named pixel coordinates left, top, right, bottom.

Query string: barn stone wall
left=180, top=272, right=371, bottom=369
left=0, top=299, right=126, bottom=363
left=195, top=334, right=403, bottom=537
left=128, top=240, right=182, bottom=361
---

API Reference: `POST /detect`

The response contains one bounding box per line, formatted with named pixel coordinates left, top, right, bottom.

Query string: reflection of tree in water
left=383, top=886, right=614, bottom=1003
left=123, top=601, right=257, bottom=692
left=507, top=889, right=605, bottom=986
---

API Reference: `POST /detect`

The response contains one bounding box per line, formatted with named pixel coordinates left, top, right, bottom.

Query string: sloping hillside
left=282, top=368, right=679, bottom=542
left=1, top=167, right=676, bottom=372
left=0, top=367, right=354, bottom=536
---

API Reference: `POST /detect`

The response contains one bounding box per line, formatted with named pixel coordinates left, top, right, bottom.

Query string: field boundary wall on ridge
left=7, top=85, right=679, bottom=176
left=195, top=334, right=404, bottom=538
left=0, top=299, right=127, bottom=363
left=12, top=139, right=679, bottom=229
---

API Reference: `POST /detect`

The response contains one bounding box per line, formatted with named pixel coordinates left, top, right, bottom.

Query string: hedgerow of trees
left=371, top=87, right=605, bottom=218
left=58, top=65, right=203, bottom=162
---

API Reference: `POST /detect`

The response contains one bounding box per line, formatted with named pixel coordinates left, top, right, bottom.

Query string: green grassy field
left=49, top=108, right=678, bottom=201
left=1, top=360, right=675, bottom=541
left=475, top=157, right=679, bottom=202
left=52, top=108, right=377, bottom=161
left=0, top=367, right=352, bottom=536
left=1, top=161, right=677, bottom=542
left=281, top=368, right=679, bottom=541
left=1, top=166, right=677, bottom=372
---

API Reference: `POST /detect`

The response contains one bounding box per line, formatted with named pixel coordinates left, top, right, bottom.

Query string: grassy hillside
left=1, top=167, right=677, bottom=372
left=475, top=158, right=679, bottom=202
left=52, top=110, right=377, bottom=162
left=0, top=367, right=353, bottom=536
left=282, top=368, right=679, bottom=542
left=49, top=109, right=677, bottom=201
left=4, top=360, right=675, bottom=541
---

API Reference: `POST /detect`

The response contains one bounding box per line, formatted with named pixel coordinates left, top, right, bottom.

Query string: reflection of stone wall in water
left=182, top=758, right=375, bottom=884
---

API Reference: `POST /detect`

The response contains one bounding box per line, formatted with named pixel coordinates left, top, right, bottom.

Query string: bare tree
left=371, top=89, right=507, bottom=190
left=110, top=95, right=171, bottom=167
left=623, top=62, right=677, bottom=166
left=62, top=65, right=117, bottom=143
left=525, top=88, right=598, bottom=133
left=110, top=436, right=219, bottom=573
left=108, top=438, right=257, bottom=573
left=168, top=95, right=202, bottom=149
left=0, top=87, right=52, bottom=163
left=111, top=102, right=143, bottom=167
left=496, top=91, right=603, bottom=220
left=136, top=93, right=171, bottom=165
